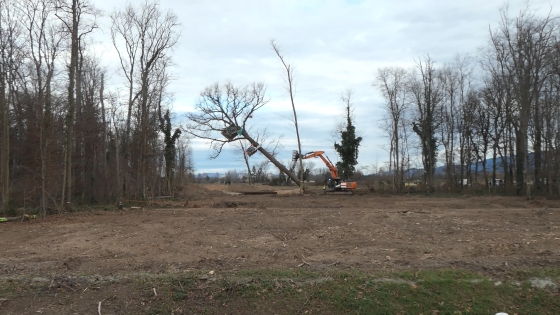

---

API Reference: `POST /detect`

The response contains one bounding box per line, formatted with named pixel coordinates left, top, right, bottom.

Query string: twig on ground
left=297, top=261, right=310, bottom=268
left=153, top=287, right=158, bottom=297
left=60, top=282, right=77, bottom=293
left=97, top=295, right=116, bottom=315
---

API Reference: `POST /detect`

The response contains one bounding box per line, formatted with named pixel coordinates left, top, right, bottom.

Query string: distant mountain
left=195, top=172, right=223, bottom=178
left=434, top=156, right=511, bottom=175
left=435, top=153, right=543, bottom=175
left=377, top=154, right=531, bottom=178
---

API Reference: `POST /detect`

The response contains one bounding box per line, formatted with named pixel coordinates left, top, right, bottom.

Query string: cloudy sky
left=92, top=0, right=558, bottom=175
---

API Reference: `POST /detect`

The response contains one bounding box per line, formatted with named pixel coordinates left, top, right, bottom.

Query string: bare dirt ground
left=1, top=183, right=559, bottom=314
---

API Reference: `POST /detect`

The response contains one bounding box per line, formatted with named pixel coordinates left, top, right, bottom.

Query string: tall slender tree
left=56, top=0, right=98, bottom=210
left=409, top=56, right=444, bottom=192
left=376, top=68, right=409, bottom=192
left=334, top=90, right=362, bottom=179
left=0, top=0, right=15, bottom=213
left=271, top=40, right=305, bottom=191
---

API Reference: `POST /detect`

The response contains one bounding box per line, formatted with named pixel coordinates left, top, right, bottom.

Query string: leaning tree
left=185, top=81, right=301, bottom=185
left=231, top=127, right=282, bottom=185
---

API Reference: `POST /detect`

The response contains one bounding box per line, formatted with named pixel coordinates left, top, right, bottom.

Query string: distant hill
left=195, top=173, right=223, bottom=178
left=377, top=154, right=528, bottom=178
left=434, top=156, right=511, bottom=175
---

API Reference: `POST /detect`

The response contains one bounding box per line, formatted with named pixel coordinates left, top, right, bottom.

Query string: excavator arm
left=300, top=151, right=339, bottom=179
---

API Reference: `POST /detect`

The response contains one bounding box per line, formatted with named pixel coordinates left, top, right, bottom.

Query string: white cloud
left=93, top=0, right=559, bottom=174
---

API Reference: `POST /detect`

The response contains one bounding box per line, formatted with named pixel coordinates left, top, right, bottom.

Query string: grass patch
left=109, top=269, right=560, bottom=314
left=1, top=268, right=559, bottom=314
left=138, top=268, right=560, bottom=314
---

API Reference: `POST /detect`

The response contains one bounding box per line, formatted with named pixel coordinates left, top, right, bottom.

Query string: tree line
left=0, top=0, right=191, bottom=216
left=376, top=7, right=560, bottom=196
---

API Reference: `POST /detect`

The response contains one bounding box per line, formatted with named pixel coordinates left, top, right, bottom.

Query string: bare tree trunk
left=40, top=123, right=47, bottom=216
left=100, top=73, right=108, bottom=201
left=110, top=5, right=138, bottom=199
left=0, top=61, right=8, bottom=213
left=62, top=0, right=79, bottom=211
left=271, top=40, right=304, bottom=191
left=239, top=141, right=252, bottom=185
left=76, top=49, right=84, bottom=201
left=113, top=118, right=121, bottom=200
left=242, top=130, right=300, bottom=185
left=533, top=99, right=542, bottom=191
left=140, top=73, right=147, bottom=200
left=290, top=86, right=304, bottom=189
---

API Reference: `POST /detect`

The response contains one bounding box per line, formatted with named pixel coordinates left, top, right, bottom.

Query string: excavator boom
left=300, top=151, right=338, bottom=179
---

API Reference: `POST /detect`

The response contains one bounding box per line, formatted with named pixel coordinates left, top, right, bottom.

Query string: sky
left=91, top=0, right=558, bottom=176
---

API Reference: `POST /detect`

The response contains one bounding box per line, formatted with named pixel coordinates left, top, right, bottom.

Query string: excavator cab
left=327, top=178, right=340, bottom=189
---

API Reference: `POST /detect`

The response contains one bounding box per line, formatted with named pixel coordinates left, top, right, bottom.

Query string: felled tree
left=186, top=82, right=301, bottom=185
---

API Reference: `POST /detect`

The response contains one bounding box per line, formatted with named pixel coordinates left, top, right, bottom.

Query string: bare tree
left=110, top=3, right=138, bottom=197
left=469, top=87, right=494, bottom=188
left=545, top=41, right=560, bottom=195
left=55, top=0, right=99, bottom=211
left=107, top=93, right=123, bottom=199
left=137, top=3, right=179, bottom=199
left=176, top=137, right=194, bottom=188
left=19, top=0, right=66, bottom=216
left=376, top=67, right=409, bottom=192
left=233, top=138, right=252, bottom=184
left=270, top=40, right=305, bottom=191
left=479, top=36, right=517, bottom=190
left=0, top=53, right=7, bottom=213
left=409, top=56, right=444, bottom=192
left=253, top=159, right=272, bottom=183
left=99, top=72, right=108, bottom=200
left=186, top=81, right=301, bottom=185
left=110, top=0, right=179, bottom=199
left=480, top=73, right=509, bottom=190
left=110, top=3, right=139, bottom=149
left=489, top=6, right=558, bottom=195
left=0, top=0, right=21, bottom=212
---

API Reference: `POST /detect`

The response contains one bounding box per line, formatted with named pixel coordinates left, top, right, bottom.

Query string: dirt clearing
left=1, top=184, right=559, bottom=314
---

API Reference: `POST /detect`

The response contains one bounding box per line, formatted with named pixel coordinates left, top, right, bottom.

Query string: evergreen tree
left=334, top=92, right=362, bottom=179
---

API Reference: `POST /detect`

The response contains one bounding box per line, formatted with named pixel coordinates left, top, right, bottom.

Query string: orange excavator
left=298, top=151, right=357, bottom=194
